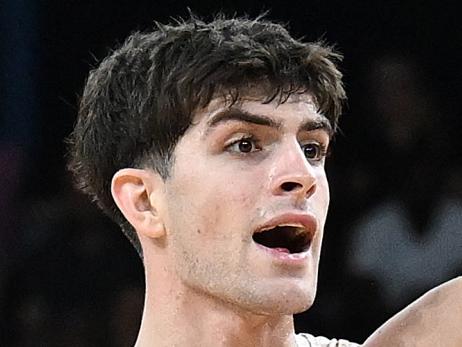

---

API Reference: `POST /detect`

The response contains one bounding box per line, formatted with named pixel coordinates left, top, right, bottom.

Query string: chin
left=276, top=288, right=316, bottom=315
left=244, top=282, right=317, bottom=316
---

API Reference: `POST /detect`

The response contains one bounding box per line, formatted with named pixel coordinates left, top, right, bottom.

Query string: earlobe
left=111, top=168, right=166, bottom=239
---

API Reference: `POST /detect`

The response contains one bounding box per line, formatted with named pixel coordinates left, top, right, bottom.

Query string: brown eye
left=238, top=139, right=254, bottom=153
left=227, top=137, right=259, bottom=154
left=303, top=143, right=321, bottom=160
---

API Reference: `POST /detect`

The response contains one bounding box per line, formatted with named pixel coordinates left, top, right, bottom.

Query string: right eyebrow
left=205, top=108, right=281, bottom=133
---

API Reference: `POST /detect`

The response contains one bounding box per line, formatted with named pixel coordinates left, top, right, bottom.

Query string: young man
left=68, top=14, right=461, bottom=347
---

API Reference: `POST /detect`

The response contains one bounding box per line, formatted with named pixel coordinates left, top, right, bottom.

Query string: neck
left=134, top=251, right=297, bottom=347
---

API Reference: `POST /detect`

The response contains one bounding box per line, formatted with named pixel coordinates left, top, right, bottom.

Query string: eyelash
left=226, top=136, right=329, bottom=162
left=226, top=135, right=261, bottom=153
left=301, top=142, right=329, bottom=163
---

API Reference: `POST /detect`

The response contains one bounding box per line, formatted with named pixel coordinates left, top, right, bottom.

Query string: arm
left=363, top=277, right=462, bottom=347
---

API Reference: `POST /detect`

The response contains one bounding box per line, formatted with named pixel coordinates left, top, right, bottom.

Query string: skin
left=363, top=277, right=462, bottom=347
left=111, top=92, right=331, bottom=347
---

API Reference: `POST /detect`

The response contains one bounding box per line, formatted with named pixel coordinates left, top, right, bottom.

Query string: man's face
left=159, top=92, right=331, bottom=315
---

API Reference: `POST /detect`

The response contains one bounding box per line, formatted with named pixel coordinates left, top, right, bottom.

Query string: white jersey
left=295, top=333, right=360, bottom=347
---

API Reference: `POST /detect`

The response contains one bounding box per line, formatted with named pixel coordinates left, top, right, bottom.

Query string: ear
left=111, top=168, right=166, bottom=239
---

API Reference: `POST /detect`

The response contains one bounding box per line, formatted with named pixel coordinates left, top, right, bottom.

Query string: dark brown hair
left=67, top=14, right=346, bottom=257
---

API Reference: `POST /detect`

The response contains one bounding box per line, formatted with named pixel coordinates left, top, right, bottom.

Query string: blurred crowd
left=1, top=1, right=461, bottom=346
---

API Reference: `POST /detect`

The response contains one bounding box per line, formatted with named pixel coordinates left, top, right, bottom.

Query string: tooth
left=277, top=223, right=304, bottom=228
left=259, top=223, right=305, bottom=232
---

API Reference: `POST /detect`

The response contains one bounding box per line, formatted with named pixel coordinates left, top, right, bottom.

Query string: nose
left=269, top=140, right=317, bottom=200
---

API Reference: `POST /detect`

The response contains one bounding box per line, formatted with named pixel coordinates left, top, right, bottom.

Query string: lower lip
left=256, top=244, right=310, bottom=266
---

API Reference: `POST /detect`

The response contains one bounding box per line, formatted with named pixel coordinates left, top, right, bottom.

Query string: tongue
left=273, top=247, right=290, bottom=253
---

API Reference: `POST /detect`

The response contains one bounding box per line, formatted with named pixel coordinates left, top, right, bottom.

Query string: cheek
left=315, top=174, right=330, bottom=217
left=200, top=180, right=258, bottom=234
left=196, top=162, right=262, bottom=205
left=166, top=171, right=257, bottom=238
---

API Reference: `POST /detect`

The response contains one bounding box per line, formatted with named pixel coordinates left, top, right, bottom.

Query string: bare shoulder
left=363, top=277, right=462, bottom=347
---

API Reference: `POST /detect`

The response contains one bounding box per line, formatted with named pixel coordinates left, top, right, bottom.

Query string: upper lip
left=254, top=212, right=318, bottom=240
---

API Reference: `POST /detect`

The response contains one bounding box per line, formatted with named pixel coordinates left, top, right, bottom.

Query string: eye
left=238, top=139, right=254, bottom=153
left=301, top=142, right=327, bottom=161
left=227, top=137, right=259, bottom=154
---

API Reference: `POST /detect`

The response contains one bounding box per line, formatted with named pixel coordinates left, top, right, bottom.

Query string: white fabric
left=295, top=333, right=360, bottom=347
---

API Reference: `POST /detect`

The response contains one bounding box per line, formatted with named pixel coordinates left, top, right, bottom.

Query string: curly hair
left=67, top=14, right=346, bottom=257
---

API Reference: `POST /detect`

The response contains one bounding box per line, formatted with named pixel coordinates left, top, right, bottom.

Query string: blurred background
left=1, top=0, right=461, bottom=346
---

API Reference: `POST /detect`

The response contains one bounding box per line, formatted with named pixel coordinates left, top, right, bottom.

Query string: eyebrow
left=205, top=107, right=333, bottom=137
left=300, top=117, right=333, bottom=137
left=206, top=108, right=281, bottom=130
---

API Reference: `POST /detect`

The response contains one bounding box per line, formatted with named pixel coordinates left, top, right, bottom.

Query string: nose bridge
left=269, top=138, right=317, bottom=197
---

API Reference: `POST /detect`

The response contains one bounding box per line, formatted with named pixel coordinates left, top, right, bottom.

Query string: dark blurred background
left=1, top=0, right=462, bottom=346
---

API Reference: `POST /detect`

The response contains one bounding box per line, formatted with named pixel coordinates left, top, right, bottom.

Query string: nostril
left=280, top=181, right=302, bottom=192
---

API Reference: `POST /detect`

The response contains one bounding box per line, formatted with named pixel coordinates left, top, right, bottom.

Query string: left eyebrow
left=300, top=118, right=333, bottom=137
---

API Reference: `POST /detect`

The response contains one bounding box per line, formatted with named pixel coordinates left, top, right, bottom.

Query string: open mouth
left=252, top=225, right=312, bottom=254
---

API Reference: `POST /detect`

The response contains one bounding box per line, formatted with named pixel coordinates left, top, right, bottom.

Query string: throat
left=137, top=281, right=296, bottom=347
